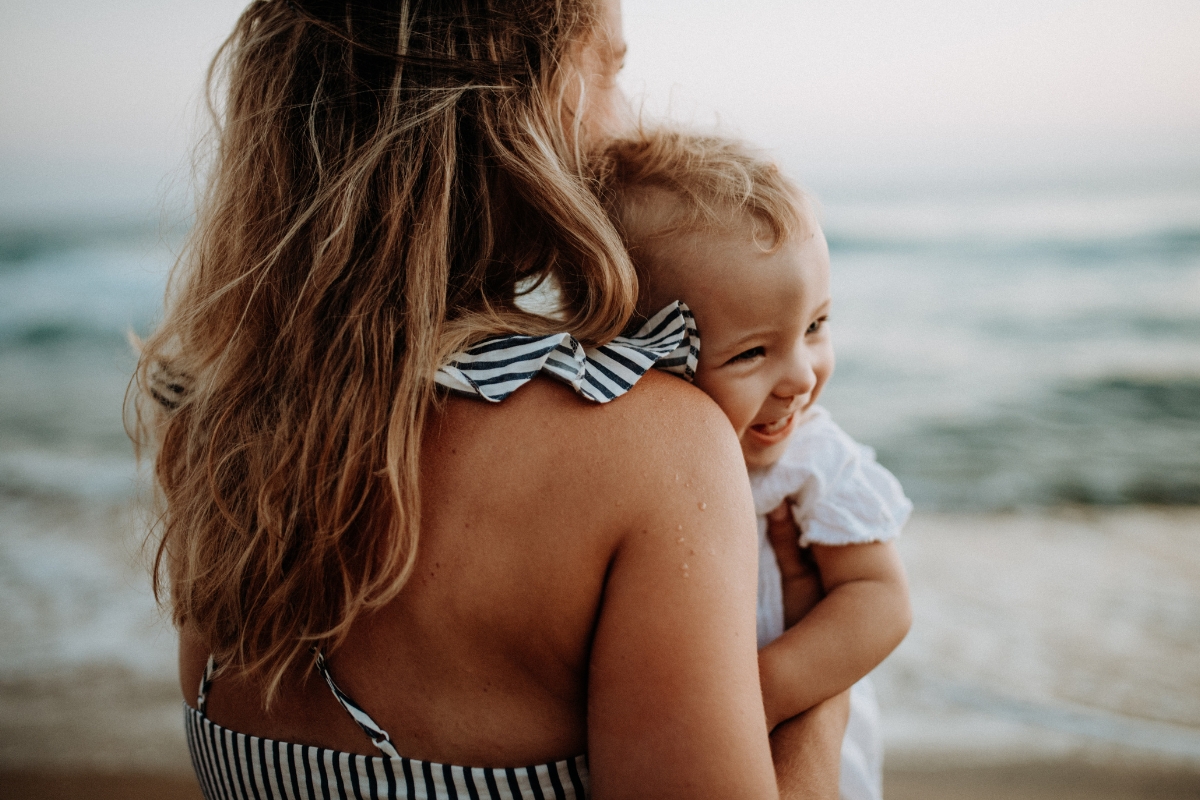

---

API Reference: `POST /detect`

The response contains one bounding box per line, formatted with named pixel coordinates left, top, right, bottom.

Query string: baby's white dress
left=750, top=405, right=911, bottom=800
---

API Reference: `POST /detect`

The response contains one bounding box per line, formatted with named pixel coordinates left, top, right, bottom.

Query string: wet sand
left=878, top=507, right=1200, bottom=769
left=885, top=764, right=1200, bottom=799
left=0, top=771, right=202, bottom=800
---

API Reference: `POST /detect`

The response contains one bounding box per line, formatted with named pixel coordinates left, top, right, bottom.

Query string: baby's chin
left=740, top=408, right=801, bottom=469
left=740, top=432, right=794, bottom=471
left=744, top=441, right=792, bottom=472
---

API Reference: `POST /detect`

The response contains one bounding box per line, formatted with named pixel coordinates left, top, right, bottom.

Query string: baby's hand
left=766, top=502, right=823, bottom=628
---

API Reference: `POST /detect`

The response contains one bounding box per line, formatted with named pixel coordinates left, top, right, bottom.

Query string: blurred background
left=1, top=1, right=1198, bottom=797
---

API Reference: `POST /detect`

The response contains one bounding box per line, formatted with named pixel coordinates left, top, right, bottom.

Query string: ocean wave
left=0, top=219, right=162, bottom=270
left=0, top=451, right=141, bottom=502
left=826, top=226, right=1200, bottom=260
left=0, top=320, right=131, bottom=350
left=872, top=374, right=1200, bottom=511
left=0, top=228, right=169, bottom=352
left=905, top=672, right=1200, bottom=760
left=3, top=188, right=1198, bottom=513
left=820, top=186, right=1200, bottom=254
left=0, top=498, right=174, bottom=681
left=1057, top=376, right=1200, bottom=422
left=974, top=312, right=1200, bottom=345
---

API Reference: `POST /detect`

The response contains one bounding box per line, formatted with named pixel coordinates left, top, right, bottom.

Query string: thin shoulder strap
left=197, top=655, right=216, bottom=713
left=314, top=651, right=401, bottom=759
left=195, top=652, right=400, bottom=759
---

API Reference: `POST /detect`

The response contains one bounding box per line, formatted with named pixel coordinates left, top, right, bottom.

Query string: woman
left=135, top=1, right=845, bottom=797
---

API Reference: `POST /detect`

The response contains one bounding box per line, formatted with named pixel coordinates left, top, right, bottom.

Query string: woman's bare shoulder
left=435, top=371, right=741, bottom=484
left=478, top=370, right=730, bottom=441
left=427, top=372, right=747, bottom=544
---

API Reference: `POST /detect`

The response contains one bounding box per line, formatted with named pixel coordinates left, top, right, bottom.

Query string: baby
left=594, top=130, right=913, bottom=800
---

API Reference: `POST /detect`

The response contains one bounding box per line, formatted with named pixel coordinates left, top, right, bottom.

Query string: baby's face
left=677, top=224, right=834, bottom=469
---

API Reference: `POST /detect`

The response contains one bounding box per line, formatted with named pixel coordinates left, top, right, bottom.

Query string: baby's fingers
left=766, top=502, right=809, bottom=580
left=766, top=502, right=824, bottom=626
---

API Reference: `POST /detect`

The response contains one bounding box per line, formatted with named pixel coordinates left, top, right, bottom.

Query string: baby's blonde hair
left=591, top=128, right=809, bottom=312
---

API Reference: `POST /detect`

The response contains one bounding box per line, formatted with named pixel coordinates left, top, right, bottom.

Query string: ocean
left=1, top=180, right=1198, bottom=770
left=819, top=183, right=1200, bottom=510
left=3, top=183, right=1199, bottom=511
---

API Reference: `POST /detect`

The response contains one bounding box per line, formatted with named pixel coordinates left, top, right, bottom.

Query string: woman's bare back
left=183, top=372, right=778, bottom=797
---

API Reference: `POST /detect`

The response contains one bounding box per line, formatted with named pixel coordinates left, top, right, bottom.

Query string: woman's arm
left=759, top=540, right=911, bottom=729
left=761, top=507, right=851, bottom=799
left=585, top=374, right=778, bottom=800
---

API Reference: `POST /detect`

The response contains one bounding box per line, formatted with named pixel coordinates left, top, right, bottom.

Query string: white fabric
left=750, top=406, right=912, bottom=547
left=841, top=679, right=885, bottom=800
left=756, top=514, right=786, bottom=651
left=750, top=406, right=910, bottom=800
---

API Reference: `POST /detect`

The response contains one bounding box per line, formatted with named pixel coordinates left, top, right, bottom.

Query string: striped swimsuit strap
left=435, top=301, right=699, bottom=403
left=188, top=654, right=588, bottom=800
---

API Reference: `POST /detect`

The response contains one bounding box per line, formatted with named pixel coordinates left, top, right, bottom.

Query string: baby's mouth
left=746, top=411, right=797, bottom=445
left=754, top=414, right=793, bottom=435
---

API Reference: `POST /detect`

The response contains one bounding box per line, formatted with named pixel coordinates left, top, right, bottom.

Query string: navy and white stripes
left=435, top=301, right=699, bottom=403
left=187, top=655, right=588, bottom=800
left=186, top=707, right=588, bottom=800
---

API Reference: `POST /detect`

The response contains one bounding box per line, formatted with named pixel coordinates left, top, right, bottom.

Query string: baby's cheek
left=718, top=387, right=765, bottom=433
left=728, top=406, right=762, bottom=439
left=694, top=374, right=756, bottom=434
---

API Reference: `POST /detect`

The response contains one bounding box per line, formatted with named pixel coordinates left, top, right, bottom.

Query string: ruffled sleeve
left=749, top=406, right=911, bottom=547
left=435, top=302, right=699, bottom=404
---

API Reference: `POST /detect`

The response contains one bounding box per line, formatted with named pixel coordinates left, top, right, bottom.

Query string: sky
left=1, top=0, right=1198, bottom=219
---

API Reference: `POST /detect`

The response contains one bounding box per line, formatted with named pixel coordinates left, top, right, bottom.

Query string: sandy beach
left=882, top=508, right=1200, bottom=770
left=2, top=502, right=1198, bottom=798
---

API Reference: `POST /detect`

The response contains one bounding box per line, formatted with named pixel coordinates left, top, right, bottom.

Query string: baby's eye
left=726, top=346, right=765, bottom=365
left=806, top=316, right=829, bottom=335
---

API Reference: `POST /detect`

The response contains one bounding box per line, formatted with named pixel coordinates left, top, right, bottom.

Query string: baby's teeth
left=761, top=414, right=790, bottom=434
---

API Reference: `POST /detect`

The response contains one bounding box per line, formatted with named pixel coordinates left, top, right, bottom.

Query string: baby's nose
left=775, top=353, right=817, bottom=400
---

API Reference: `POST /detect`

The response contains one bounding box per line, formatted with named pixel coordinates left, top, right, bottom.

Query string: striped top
left=151, top=303, right=698, bottom=410
left=435, top=301, right=698, bottom=403
left=187, top=654, right=589, bottom=800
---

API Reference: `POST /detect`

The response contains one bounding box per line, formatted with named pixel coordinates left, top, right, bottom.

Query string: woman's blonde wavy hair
left=131, top=0, right=635, bottom=701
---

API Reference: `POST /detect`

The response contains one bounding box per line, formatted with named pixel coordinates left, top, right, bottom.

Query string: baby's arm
left=758, top=536, right=911, bottom=730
